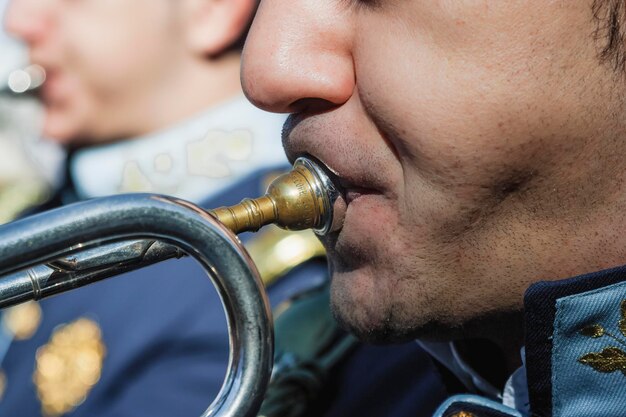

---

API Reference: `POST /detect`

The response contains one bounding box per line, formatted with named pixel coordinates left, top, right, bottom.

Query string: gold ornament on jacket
left=578, top=300, right=626, bottom=375
left=2, top=300, right=42, bottom=340
left=34, top=318, right=106, bottom=416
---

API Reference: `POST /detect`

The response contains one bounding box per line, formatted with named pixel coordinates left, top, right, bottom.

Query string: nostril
left=288, top=98, right=339, bottom=114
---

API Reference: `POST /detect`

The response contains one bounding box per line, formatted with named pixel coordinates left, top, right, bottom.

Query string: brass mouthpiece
left=209, top=158, right=345, bottom=236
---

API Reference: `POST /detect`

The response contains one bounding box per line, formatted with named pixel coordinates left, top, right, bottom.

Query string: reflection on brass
left=3, top=300, right=42, bottom=340
left=451, top=412, right=475, bottom=417
left=246, top=226, right=325, bottom=286
left=34, top=318, right=106, bottom=416
left=261, top=171, right=285, bottom=192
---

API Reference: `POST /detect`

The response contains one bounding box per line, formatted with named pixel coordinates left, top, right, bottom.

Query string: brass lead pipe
left=209, top=157, right=344, bottom=235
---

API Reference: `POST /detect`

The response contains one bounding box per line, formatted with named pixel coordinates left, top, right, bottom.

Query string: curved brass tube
left=0, top=157, right=344, bottom=417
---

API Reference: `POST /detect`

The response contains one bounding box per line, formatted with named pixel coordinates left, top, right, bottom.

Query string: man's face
left=4, top=0, right=185, bottom=143
left=242, top=1, right=626, bottom=342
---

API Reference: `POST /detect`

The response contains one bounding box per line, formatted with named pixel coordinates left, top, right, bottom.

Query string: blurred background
left=0, top=0, right=64, bottom=224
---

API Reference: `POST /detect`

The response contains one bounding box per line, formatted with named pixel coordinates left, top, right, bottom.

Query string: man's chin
left=327, top=267, right=478, bottom=344
left=328, top=269, right=421, bottom=344
left=329, top=293, right=471, bottom=344
left=43, top=112, right=81, bottom=145
left=330, top=304, right=418, bottom=344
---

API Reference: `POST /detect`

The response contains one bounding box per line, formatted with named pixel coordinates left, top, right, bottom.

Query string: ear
left=183, top=0, right=257, bottom=57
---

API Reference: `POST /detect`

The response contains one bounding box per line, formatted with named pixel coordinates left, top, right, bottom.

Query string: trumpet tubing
left=0, top=157, right=343, bottom=417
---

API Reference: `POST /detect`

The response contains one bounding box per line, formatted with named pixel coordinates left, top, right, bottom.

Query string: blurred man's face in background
left=4, top=0, right=188, bottom=144
left=242, top=1, right=626, bottom=343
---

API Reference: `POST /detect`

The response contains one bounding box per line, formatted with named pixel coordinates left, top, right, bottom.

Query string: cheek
left=60, top=7, right=180, bottom=97
left=354, top=6, right=601, bottom=200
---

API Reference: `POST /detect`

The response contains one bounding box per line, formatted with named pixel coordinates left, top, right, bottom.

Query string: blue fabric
left=2, top=258, right=231, bottom=417
left=552, top=280, right=626, bottom=416
left=428, top=263, right=626, bottom=417
left=322, top=342, right=447, bottom=417
left=432, top=394, right=521, bottom=417
left=524, top=263, right=626, bottom=416
left=0, top=326, right=13, bottom=366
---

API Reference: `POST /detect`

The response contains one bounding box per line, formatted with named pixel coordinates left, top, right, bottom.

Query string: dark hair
left=593, top=0, right=626, bottom=71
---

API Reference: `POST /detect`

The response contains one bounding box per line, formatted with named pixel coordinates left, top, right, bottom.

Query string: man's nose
left=4, top=0, right=55, bottom=45
left=241, top=1, right=355, bottom=114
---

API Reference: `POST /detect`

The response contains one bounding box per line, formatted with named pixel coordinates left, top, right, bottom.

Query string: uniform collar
left=523, top=263, right=626, bottom=417
left=70, top=95, right=287, bottom=203
left=427, top=263, right=626, bottom=417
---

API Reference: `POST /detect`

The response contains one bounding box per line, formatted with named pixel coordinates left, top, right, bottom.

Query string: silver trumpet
left=0, top=157, right=344, bottom=417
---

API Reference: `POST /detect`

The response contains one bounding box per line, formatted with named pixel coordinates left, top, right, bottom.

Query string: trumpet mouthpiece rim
left=293, top=157, right=345, bottom=236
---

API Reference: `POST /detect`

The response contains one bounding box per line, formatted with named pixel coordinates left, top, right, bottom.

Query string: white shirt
left=71, top=95, right=287, bottom=203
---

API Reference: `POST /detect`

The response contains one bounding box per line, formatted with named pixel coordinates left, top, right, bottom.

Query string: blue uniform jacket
left=0, top=167, right=448, bottom=417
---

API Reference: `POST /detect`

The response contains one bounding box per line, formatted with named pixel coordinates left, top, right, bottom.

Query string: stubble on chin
left=325, top=235, right=487, bottom=344
left=329, top=269, right=398, bottom=344
left=327, top=256, right=438, bottom=344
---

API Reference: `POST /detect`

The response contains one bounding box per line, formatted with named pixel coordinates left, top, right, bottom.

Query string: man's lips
left=282, top=113, right=398, bottom=212
left=321, top=189, right=389, bottom=273
left=343, top=185, right=379, bottom=205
